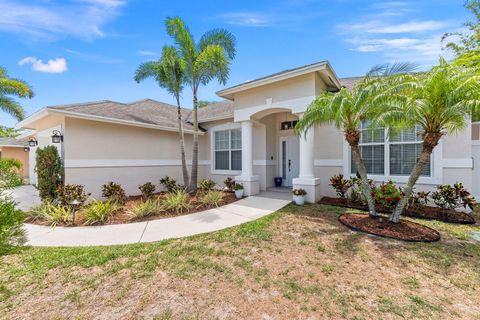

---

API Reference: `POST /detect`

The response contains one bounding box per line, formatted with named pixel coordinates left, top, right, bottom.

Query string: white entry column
left=235, top=120, right=260, bottom=196
left=293, top=113, right=321, bottom=203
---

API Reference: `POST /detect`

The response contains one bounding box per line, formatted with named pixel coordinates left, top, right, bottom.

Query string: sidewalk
left=24, top=193, right=291, bottom=247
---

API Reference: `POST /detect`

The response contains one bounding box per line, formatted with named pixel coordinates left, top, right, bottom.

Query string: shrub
left=432, top=182, right=476, bottom=211
left=162, top=189, right=191, bottom=213
left=101, top=182, right=126, bottom=204
left=139, top=182, right=156, bottom=199
left=292, top=188, right=307, bottom=196
left=199, top=190, right=224, bottom=208
left=57, top=184, right=90, bottom=207
left=130, top=199, right=163, bottom=218
left=233, top=183, right=243, bottom=191
left=160, top=176, right=182, bottom=192
left=32, top=202, right=72, bottom=227
left=373, top=181, right=403, bottom=208
left=199, top=178, right=216, bottom=191
left=36, top=146, right=63, bottom=201
left=26, top=202, right=51, bottom=222
left=0, top=158, right=23, bottom=189
left=84, top=199, right=117, bottom=225
left=0, top=195, right=26, bottom=254
left=329, top=174, right=353, bottom=198
left=407, top=191, right=430, bottom=210
left=224, top=177, right=235, bottom=191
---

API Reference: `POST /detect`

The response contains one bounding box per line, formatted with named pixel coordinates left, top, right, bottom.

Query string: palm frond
left=198, top=29, right=236, bottom=60
left=0, top=96, right=25, bottom=121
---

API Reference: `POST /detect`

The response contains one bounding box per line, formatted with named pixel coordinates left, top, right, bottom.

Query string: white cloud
left=137, top=50, right=159, bottom=56
left=0, top=0, right=125, bottom=40
left=338, top=2, right=454, bottom=67
left=217, top=12, right=273, bottom=27
left=345, top=20, right=447, bottom=34
left=19, top=57, right=68, bottom=73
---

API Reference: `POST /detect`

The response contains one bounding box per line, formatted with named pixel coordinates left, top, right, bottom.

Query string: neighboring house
left=17, top=61, right=480, bottom=201
left=0, top=138, right=29, bottom=179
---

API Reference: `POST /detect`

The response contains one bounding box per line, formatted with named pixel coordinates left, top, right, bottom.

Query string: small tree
left=378, top=59, right=480, bottom=222
left=135, top=46, right=190, bottom=187
left=295, top=63, right=415, bottom=217
left=165, top=16, right=236, bottom=193
left=35, top=146, right=63, bottom=201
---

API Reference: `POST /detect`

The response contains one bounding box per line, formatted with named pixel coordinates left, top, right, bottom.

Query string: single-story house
left=0, top=137, right=29, bottom=179
left=16, top=61, right=480, bottom=202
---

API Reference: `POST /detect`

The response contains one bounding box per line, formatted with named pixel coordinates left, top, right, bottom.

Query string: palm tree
left=0, top=66, right=33, bottom=121
left=378, top=59, right=480, bottom=222
left=295, top=63, right=415, bottom=217
left=134, top=46, right=189, bottom=187
left=165, top=16, right=236, bottom=193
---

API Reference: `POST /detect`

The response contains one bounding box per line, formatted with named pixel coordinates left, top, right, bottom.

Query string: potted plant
left=233, top=183, right=244, bottom=199
left=292, top=188, right=307, bottom=205
left=274, top=177, right=283, bottom=187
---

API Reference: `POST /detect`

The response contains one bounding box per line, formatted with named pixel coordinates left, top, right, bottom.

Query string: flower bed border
left=338, top=213, right=441, bottom=242
left=319, top=196, right=476, bottom=225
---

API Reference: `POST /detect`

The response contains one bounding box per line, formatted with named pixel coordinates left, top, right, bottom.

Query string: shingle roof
left=187, top=100, right=234, bottom=123
left=0, top=137, right=25, bottom=147
left=339, top=77, right=363, bottom=91
left=48, top=99, right=195, bottom=131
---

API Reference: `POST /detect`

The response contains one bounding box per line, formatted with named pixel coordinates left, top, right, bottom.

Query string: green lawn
left=1, top=204, right=479, bottom=319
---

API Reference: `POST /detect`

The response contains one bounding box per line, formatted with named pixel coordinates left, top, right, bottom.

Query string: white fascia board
left=47, top=109, right=204, bottom=135
left=217, top=62, right=329, bottom=99
left=16, top=109, right=49, bottom=129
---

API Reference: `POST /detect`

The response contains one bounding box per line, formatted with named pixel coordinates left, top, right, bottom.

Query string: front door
left=280, top=136, right=300, bottom=187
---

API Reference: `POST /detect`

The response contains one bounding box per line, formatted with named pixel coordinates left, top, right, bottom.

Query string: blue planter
left=274, top=177, right=283, bottom=187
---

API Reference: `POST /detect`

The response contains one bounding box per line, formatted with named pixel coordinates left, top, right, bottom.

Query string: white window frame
left=210, top=122, right=242, bottom=175
left=344, top=127, right=442, bottom=185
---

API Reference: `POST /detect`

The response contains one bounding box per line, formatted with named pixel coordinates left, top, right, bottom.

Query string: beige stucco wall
left=63, top=117, right=220, bottom=197
left=0, top=147, right=29, bottom=178
left=234, top=73, right=316, bottom=111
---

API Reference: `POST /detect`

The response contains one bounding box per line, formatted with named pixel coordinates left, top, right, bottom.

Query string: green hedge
left=35, top=146, right=64, bottom=201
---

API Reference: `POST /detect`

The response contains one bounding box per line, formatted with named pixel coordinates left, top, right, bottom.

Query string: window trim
left=210, top=122, right=242, bottom=175
left=343, top=128, right=442, bottom=185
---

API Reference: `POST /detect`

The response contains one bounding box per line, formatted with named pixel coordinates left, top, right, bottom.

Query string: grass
left=1, top=203, right=479, bottom=319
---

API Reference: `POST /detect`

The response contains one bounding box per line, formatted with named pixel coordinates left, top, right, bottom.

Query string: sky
left=0, top=0, right=470, bottom=127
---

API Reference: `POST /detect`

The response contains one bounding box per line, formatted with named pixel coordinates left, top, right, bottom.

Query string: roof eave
left=47, top=109, right=204, bottom=135
left=217, top=61, right=339, bottom=100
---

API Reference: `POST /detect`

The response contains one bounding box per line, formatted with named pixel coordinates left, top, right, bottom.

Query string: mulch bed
left=338, top=213, right=441, bottom=242
left=320, top=196, right=476, bottom=225
left=26, top=191, right=239, bottom=226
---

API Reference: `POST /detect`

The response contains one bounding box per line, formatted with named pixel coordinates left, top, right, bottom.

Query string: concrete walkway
left=6, top=185, right=41, bottom=211
left=23, top=192, right=291, bottom=247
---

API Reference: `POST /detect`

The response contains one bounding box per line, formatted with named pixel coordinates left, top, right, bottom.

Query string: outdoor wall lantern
left=51, top=130, right=63, bottom=143
left=23, top=146, right=30, bottom=152
left=28, top=138, right=38, bottom=147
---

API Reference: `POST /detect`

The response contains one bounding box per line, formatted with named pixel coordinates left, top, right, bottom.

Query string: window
left=214, top=129, right=242, bottom=171
left=389, top=126, right=430, bottom=176
left=351, top=122, right=385, bottom=175
left=351, top=124, right=431, bottom=177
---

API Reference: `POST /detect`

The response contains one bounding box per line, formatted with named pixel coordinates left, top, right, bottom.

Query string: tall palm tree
left=295, top=63, right=415, bottom=217
left=378, top=59, right=480, bottom=222
left=0, top=66, right=33, bottom=121
left=165, top=16, right=236, bottom=193
left=134, top=46, right=189, bottom=187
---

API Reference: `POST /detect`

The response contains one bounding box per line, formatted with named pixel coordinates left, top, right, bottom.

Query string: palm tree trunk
left=391, top=133, right=442, bottom=223
left=176, top=96, right=189, bottom=187
left=189, top=90, right=199, bottom=194
left=350, top=143, right=378, bottom=217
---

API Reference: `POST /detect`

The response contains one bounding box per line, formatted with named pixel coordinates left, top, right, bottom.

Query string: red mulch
left=338, top=213, right=441, bottom=242
left=27, top=191, right=239, bottom=226
left=319, top=197, right=476, bottom=225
